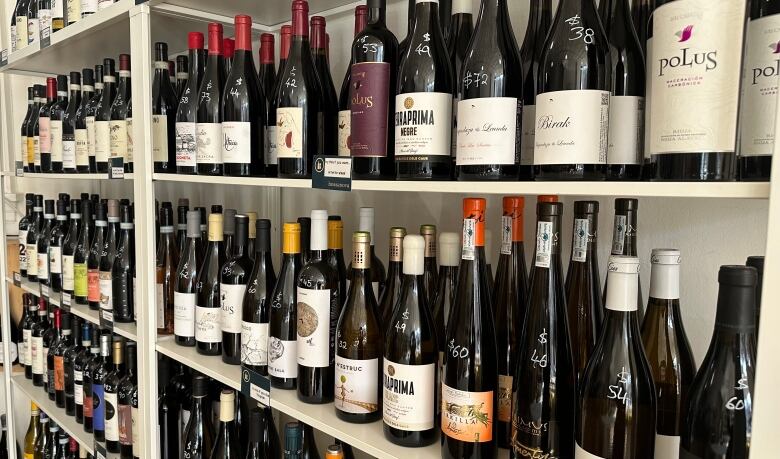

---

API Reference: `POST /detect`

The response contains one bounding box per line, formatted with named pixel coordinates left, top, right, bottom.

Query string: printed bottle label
left=95, top=120, right=110, bottom=162
left=383, top=360, right=435, bottom=431
left=27, top=16, right=39, bottom=44
left=119, top=403, right=132, bottom=446
left=572, top=218, right=589, bottom=263
left=27, top=245, right=37, bottom=276
left=456, top=97, right=519, bottom=166
left=62, top=254, right=74, bottom=290
left=32, top=336, right=43, bottom=374
left=337, top=110, right=351, bottom=156
left=105, top=391, right=119, bottom=441
left=63, top=137, right=76, bottom=169
left=93, top=384, right=105, bottom=430
left=334, top=356, right=379, bottom=414
left=156, top=282, right=165, bottom=325
left=175, top=122, right=197, bottom=167
left=37, top=251, right=49, bottom=278
left=608, top=96, right=644, bottom=164
left=520, top=104, right=536, bottom=165
left=501, top=215, right=512, bottom=255
left=126, top=117, right=134, bottom=162
left=441, top=384, right=494, bottom=442
left=268, top=337, right=298, bottom=378
left=48, top=246, right=62, bottom=273
left=296, top=287, right=332, bottom=368
left=740, top=14, right=780, bottom=157
left=16, top=17, right=27, bottom=50
left=40, top=117, right=51, bottom=154
left=50, top=120, right=63, bottom=162
left=534, top=89, right=609, bottom=165
left=88, top=269, right=100, bottom=302
left=23, top=329, right=32, bottom=365
left=86, top=116, right=96, bottom=158
left=74, top=262, right=88, bottom=297
left=461, top=218, right=476, bottom=261
left=266, top=125, right=278, bottom=165
left=99, top=270, right=112, bottom=310
left=20, top=136, right=28, bottom=167
left=74, top=370, right=83, bottom=403
left=498, top=374, right=512, bottom=422
left=34, top=136, right=40, bottom=166
left=221, top=121, right=251, bottom=164
left=19, top=232, right=28, bottom=271
left=220, top=283, right=246, bottom=333
left=611, top=215, right=627, bottom=255
left=109, top=120, right=128, bottom=160
left=535, top=221, right=553, bottom=268
left=649, top=0, right=746, bottom=155
left=276, top=107, right=304, bottom=159
left=575, top=443, right=606, bottom=458
left=82, top=0, right=97, bottom=14
left=241, top=321, right=269, bottom=366
left=196, top=123, right=222, bottom=164
left=350, top=62, right=391, bottom=157
left=153, top=114, right=169, bottom=162
left=195, top=306, right=221, bottom=343
left=395, top=92, right=452, bottom=161
left=173, top=291, right=196, bottom=338
left=67, top=0, right=80, bottom=24
left=655, top=434, right=681, bottom=458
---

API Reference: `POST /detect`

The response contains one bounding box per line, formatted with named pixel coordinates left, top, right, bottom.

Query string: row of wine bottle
left=23, top=404, right=91, bottom=459
left=16, top=0, right=778, bottom=182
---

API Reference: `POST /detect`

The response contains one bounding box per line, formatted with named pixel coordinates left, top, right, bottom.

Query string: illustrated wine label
left=27, top=15, right=39, bottom=44
left=498, top=374, right=512, bottom=422
left=572, top=218, right=589, bottom=263
left=335, top=356, right=379, bottom=414
left=93, top=384, right=105, bottom=430
left=456, top=97, right=519, bottom=166
left=50, top=120, right=63, bottom=162
left=649, top=0, right=746, bottom=155
left=88, top=268, right=102, bottom=302
left=173, top=291, right=196, bottom=338
left=152, top=114, right=169, bottom=162
left=337, top=110, right=351, bottom=156
left=297, top=287, right=332, bottom=367
left=534, top=89, right=609, bottom=165
left=105, top=391, right=119, bottom=441
left=221, top=121, right=251, bottom=164
left=461, top=218, right=476, bottom=261
left=268, top=337, right=298, bottom=378
left=54, top=355, right=64, bottom=390
left=19, top=231, right=27, bottom=270
left=276, top=107, right=304, bottom=159
left=39, top=117, right=51, bottom=154
left=266, top=125, right=278, bottom=165
left=110, top=120, right=128, bottom=161
left=740, top=14, right=780, bottom=156
left=26, top=244, right=37, bottom=276
left=175, top=122, right=197, bottom=167
left=194, top=306, right=221, bottom=343
left=655, top=434, right=681, bottom=459
left=196, top=123, right=222, bottom=164
left=441, top=384, right=494, bottom=442
left=350, top=62, right=391, bottom=157
left=48, top=246, right=62, bottom=273
left=575, top=442, right=605, bottom=458
left=220, top=283, right=246, bottom=334
left=535, top=221, right=553, bottom=268
left=382, top=360, right=435, bottom=431
left=99, top=270, right=112, bottom=310
left=520, top=104, right=536, bottom=165
left=607, top=96, right=644, bottom=164
left=611, top=215, right=627, bottom=255
left=86, top=116, right=96, bottom=158
left=394, top=92, right=452, bottom=161
left=95, top=120, right=110, bottom=162
left=241, top=321, right=269, bottom=366
left=74, top=262, right=87, bottom=297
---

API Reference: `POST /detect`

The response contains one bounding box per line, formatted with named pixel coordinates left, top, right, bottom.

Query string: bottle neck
left=599, top=0, right=631, bottom=30
left=611, top=210, right=638, bottom=256
left=570, top=212, right=598, bottom=263
left=649, top=262, right=679, bottom=300
left=368, top=0, right=386, bottom=25
left=715, top=283, right=757, bottom=332
left=531, top=214, right=561, bottom=271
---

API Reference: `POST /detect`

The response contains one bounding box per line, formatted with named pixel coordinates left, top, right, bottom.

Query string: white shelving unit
left=1, top=1, right=780, bottom=458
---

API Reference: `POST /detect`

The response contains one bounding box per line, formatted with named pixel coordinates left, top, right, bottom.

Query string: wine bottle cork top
left=188, top=31, right=204, bottom=49
left=439, top=232, right=460, bottom=267
left=537, top=195, right=558, bottom=203
left=403, top=235, right=425, bottom=275
left=650, top=248, right=680, bottom=265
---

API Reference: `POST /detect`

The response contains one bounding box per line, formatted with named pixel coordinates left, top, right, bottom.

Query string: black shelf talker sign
left=109, top=157, right=124, bottom=179
left=40, top=27, right=51, bottom=49
left=99, top=309, right=114, bottom=331
left=12, top=272, right=21, bottom=287
left=241, top=366, right=271, bottom=407
left=312, top=155, right=352, bottom=192
left=15, top=161, right=24, bottom=177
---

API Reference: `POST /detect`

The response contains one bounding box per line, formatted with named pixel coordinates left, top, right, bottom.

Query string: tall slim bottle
left=337, top=6, right=368, bottom=158
left=432, top=232, right=459, bottom=355
left=209, top=390, right=240, bottom=459
left=62, top=72, right=81, bottom=173
left=157, top=205, right=178, bottom=334
left=220, top=215, right=252, bottom=365
left=310, top=16, right=338, bottom=156
left=109, top=55, right=131, bottom=170
left=153, top=42, right=178, bottom=173
left=99, top=200, right=119, bottom=318
left=511, top=201, right=575, bottom=458
left=441, top=198, right=497, bottom=458
left=241, top=219, right=276, bottom=373
left=23, top=402, right=41, bottom=459
left=605, top=198, right=643, bottom=320
left=25, top=195, right=43, bottom=282
left=519, top=0, right=551, bottom=175
left=104, top=340, right=125, bottom=453
left=94, top=58, right=116, bottom=173
left=118, top=342, right=137, bottom=459
left=175, top=211, right=203, bottom=345
left=196, top=23, right=225, bottom=176
left=175, top=32, right=205, bottom=175
left=92, top=333, right=111, bottom=442
left=420, top=225, right=439, bottom=306
left=326, top=217, right=348, bottom=311
left=268, top=26, right=292, bottom=174
left=112, top=203, right=135, bottom=323
left=73, top=200, right=92, bottom=306
left=379, top=227, right=405, bottom=326
left=181, top=374, right=215, bottom=459
left=46, top=76, right=69, bottom=173
left=18, top=194, right=34, bottom=278
left=269, top=223, right=302, bottom=389
left=196, top=213, right=225, bottom=356
left=86, top=202, right=106, bottom=310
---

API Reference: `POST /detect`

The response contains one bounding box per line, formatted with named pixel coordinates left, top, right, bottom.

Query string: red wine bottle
left=456, top=0, right=523, bottom=181
left=108, top=55, right=131, bottom=173
left=175, top=32, right=206, bottom=175
left=311, top=16, right=338, bottom=156
left=337, top=6, right=368, bottom=158
left=448, top=0, right=473, bottom=93
left=81, top=65, right=101, bottom=172
left=28, top=85, right=43, bottom=172
left=153, top=42, right=178, bottom=173
left=259, top=33, right=278, bottom=176
left=276, top=1, right=323, bottom=179
left=46, top=75, right=68, bottom=173
left=223, top=38, right=235, bottom=77
left=177, top=55, right=189, bottom=99
left=62, top=72, right=81, bottom=173
left=96, top=59, right=117, bottom=173
left=112, top=203, right=135, bottom=323
left=196, top=23, right=225, bottom=176
left=267, top=25, right=292, bottom=177
left=37, top=77, right=56, bottom=173
left=746, top=255, right=764, bottom=333
left=350, top=0, right=399, bottom=179
left=222, top=15, right=266, bottom=177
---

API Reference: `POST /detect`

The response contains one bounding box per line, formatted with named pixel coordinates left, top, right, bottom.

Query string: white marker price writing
left=448, top=339, right=469, bottom=359
left=607, top=367, right=630, bottom=405
left=564, top=15, right=595, bottom=44
left=530, top=329, right=548, bottom=368
left=463, top=66, right=489, bottom=90
left=415, top=33, right=431, bottom=56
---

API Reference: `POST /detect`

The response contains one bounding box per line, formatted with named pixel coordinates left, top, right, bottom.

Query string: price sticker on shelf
left=15, top=161, right=24, bottom=177
left=100, top=309, right=114, bottom=331
left=0, top=49, right=7, bottom=67
left=241, top=366, right=271, bottom=407
left=40, top=284, right=49, bottom=300
left=40, top=27, right=51, bottom=49
left=60, top=292, right=71, bottom=312
left=12, top=272, right=21, bottom=287
left=312, top=155, right=352, bottom=192
left=94, top=440, right=107, bottom=459
left=109, top=157, right=124, bottom=179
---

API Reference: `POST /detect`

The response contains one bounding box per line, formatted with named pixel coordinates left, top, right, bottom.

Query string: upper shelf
left=153, top=173, right=772, bottom=199
left=8, top=172, right=134, bottom=180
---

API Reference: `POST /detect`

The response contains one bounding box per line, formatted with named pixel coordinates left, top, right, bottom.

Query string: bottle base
left=457, top=164, right=520, bottom=181
left=651, top=152, right=736, bottom=181
left=739, top=156, right=771, bottom=181
left=383, top=424, right=438, bottom=447
left=534, top=164, right=606, bottom=181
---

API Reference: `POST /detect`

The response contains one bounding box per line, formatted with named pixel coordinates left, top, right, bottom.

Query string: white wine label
left=156, top=282, right=165, bottom=325
left=268, top=337, right=298, bottom=378
left=335, top=356, right=379, bottom=414
left=74, top=370, right=83, bottom=403
left=461, top=218, right=476, bottom=260
left=40, top=117, right=51, bottom=154
left=37, top=251, right=49, bottom=278
left=740, top=15, right=780, bottom=157
left=521, top=104, right=536, bottom=165
left=50, top=120, right=63, bottom=162
left=456, top=97, right=519, bottom=166
left=105, top=391, right=119, bottom=441
left=535, top=221, right=553, bottom=268
left=297, top=287, right=331, bottom=368
left=27, top=16, right=39, bottom=43
left=62, top=255, right=74, bottom=291
left=195, top=306, right=221, bottom=343
left=82, top=0, right=97, bottom=13
left=20, top=136, right=27, bottom=167
left=32, top=336, right=43, bottom=374
left=655, top=434, right=681, bottom=458
left=276, top=107, right=304, bottom=159
left=67, top=0, right=80, bottom=24
left=501, top=216, right=512, bottom=255
left=645, top=38, right=654, bottom=160
left=173, top=291, right=196, bottom=338
left=451, top=96, right=459, bottom=155
left=572, top=219, right=589, bottom=263
left=607, top=96, right=644, bottom=164
left=649, top=0, right=746, bottom=155
left=109, top=120, right=128, bottom=160
left=27, top=245, right=37, bottom=276
left=23, top=329, right=32, bottom=366
left=241, top=321, right=269, bottom=366
left=611, top=215, right=627, bottom=255
left=266, top=125, right=278, bottom=165
left=126, top=118, right=134, bottom=163
left=99, top=271, right=112, bottom=311
left=86, top=116, right=96, bottom=158
left=48, top=246, right=62, bottom=273
left=19, top=231, right=28, bottom=270
left=575, top=442, right=606, bottom=458
left=534, top=89, right=609, bottom=165
left=395, top=92, right=452, bottom=160
left=152, top=115, right=169, bottom=162
left=338, top=110, right=351, bottom=156
left=220, top=283, right=246, bottom=334
left=498, top=374, right=512, bottom=422
left=95, top=120, right=110, bottom=162
left=63, top=139, right=75, bottom=169
left=16, top=17, right=27, bottom=50
left=383, top=360, right=435, bottom=431
left=175, top=122, right=197, bottom=167
left=196, top=123, right=222, bottom=164
left=441, top=384, right=494, bottom=442
left=222, top=121, right=251, bottom=163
